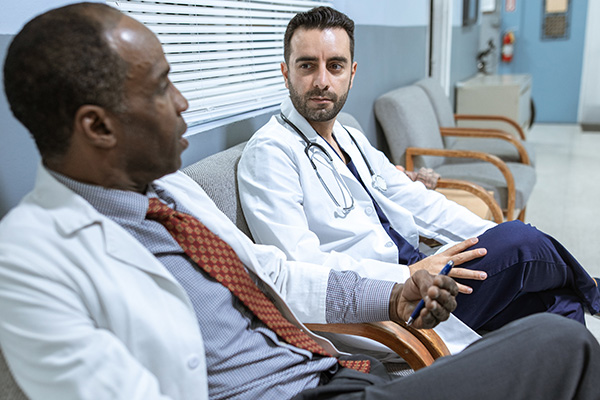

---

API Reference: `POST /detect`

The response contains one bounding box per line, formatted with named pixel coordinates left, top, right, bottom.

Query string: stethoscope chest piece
left=372, top=174, right=387, bottom=192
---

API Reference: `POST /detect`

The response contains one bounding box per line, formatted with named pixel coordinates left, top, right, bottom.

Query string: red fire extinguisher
left=501, top=31, right=515, bottom=63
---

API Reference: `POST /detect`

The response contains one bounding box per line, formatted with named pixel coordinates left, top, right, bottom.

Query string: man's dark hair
left=3, top=2, right=128, bottom=162
left=283, top=6, right=355, bottom=64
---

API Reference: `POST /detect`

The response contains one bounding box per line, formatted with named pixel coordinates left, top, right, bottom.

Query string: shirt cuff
left=325, top=270, right=396, bottom=324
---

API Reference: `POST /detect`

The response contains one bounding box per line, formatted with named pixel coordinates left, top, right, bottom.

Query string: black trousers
left=293, top=314, right=600, bottom=400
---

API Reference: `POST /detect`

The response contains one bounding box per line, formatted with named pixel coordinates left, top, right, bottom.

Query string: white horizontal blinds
left=107, top=0, right=331, bottom=134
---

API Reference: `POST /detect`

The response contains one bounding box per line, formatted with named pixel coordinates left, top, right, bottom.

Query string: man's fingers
left=433, top=275, right=459, bottom=297
left=450, top=248, right=487, bottom=266
left=424, top=277, right=458, bottom=310
left=445, top=237, right=479, bottom=254
left=449, top=267, right=487, bottom=281
left=457, top=283, right=473, bottom=294
left=417, top=297, right=454, bottom=328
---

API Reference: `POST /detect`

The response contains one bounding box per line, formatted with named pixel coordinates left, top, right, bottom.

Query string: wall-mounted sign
left=506, top=0, right=516, bottom=12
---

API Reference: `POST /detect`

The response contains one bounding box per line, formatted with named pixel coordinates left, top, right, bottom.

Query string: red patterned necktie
left=146, top=198, right=370, bottom=373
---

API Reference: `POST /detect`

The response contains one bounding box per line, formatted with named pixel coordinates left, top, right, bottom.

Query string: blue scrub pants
left=452, top=220, right=600, bottom=331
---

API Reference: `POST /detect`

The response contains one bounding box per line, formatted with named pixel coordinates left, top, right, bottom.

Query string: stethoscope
left=279, top=113, right=387, bottom=217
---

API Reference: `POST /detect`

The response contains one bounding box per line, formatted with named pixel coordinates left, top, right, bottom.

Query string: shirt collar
left=47, top=169, right=153, bottom=224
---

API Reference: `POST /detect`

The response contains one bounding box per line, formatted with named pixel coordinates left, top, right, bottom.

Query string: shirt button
left=385, top=241, right=394, bottom=248
left=365, top=207, right=374, bottom=216
left=187, top=355, right=200, bottom=370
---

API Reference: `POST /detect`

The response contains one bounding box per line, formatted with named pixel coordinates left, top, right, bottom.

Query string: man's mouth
left=309, top=96, right=333, bottom=104
left=178, top=123, right=189, bottom=149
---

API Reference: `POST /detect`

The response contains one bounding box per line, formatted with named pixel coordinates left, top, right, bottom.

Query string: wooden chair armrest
left=440, top=127, right=531, bottom=165
left=454, top=113, right=526, bottom=140
left=402, top=324, right=450, bottom=359
left=305, top=321, right=448, bottom=370
left=405, top=146, right=516, bottom=220
left=436, top=178, right=504, bottom=223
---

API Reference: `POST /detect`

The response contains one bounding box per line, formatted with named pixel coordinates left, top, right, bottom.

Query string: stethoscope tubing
left=279, top=112, right=386, bottom=192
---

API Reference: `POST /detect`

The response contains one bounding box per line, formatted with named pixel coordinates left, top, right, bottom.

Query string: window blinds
left=107, top=0, right=331, bottom=135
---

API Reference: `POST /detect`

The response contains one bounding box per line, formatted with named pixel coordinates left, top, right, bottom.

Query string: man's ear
left=281, top=62, right=289, bottom=89
left=349, top=61, right=357, bottom=90
left=74, top=105, right=117, bottom=149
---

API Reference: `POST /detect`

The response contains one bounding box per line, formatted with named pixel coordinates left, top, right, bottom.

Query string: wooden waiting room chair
left=181, top=140, right=450, bottom=371
left=375, top=85, right=536, bottom=221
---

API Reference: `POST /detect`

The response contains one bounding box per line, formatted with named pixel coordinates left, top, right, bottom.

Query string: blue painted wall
left=451, top=23, right=481, bottom=107
left=499, top=0, right=588, bottom=123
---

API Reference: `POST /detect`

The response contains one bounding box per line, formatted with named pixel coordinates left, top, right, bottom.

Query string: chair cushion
left=435, top=162, right=536, bottom=210
left=182, top=141, right=252, bottom=238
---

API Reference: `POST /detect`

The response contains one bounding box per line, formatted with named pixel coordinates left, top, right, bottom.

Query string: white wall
left=579, top=0, right=600, bottom=125
left=332, top=0, right=428, bottom=27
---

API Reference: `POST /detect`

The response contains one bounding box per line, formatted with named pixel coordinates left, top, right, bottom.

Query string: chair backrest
left=0, top=348, right=27, bottom=399
left=414, top=78, right=458, bottom=148
left=414, top=78, right=457, bottom=128
left=374, top=85, right=446, bottom=169
left=182, top=141, right=252, bottom=239
left=337, top=111, right=365, bottom=131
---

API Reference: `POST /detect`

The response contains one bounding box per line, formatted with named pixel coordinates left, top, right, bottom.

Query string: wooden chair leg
left=518, top=207, right=526, bottom=221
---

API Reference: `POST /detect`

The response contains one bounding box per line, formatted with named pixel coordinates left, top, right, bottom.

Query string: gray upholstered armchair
left=375, top=85, right=536, bottom=221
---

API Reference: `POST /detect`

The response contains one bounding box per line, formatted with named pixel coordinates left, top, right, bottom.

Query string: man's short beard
left=288, top=82, right=350, bottom=124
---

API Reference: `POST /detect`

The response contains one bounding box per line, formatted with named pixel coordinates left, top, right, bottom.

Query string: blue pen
left=406, top=260, right=454, bottom=326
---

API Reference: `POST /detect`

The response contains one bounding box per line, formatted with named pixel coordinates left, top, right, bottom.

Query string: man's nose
left=173, top=85, right=189, bottom=114
left=313, top=65, right=330, bottom=90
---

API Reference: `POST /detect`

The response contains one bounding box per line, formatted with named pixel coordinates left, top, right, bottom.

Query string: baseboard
left=581, top=124, right=600, bottom=132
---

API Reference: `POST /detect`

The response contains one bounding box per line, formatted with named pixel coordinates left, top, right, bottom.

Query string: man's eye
left=330, top=64, right=342, bottom=71
left=159, top=80, right=171, bottom=94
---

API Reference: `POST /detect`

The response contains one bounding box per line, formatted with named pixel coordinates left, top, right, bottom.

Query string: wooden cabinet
left=455, top=74, right=532, bottom=136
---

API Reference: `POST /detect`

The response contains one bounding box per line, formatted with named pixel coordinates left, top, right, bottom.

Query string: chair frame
left=435, top=178, right=504, bottom=223
left=404, top=146, right=524, bottom=221
left=305, top=321, right=450, bottom=370
left=440, top=127, right=531, bottom=165
left=454, top=113, right=527, bottom=140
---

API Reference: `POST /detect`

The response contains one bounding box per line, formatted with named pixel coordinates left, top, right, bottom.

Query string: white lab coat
left=238, top=98, right=497, bottom=353
left=0, top=166, right=343, bottom=400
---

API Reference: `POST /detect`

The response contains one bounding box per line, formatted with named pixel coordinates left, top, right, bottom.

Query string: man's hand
left=389, top=270, right=458, bottom=329
left=408, top=237, right=487, bottom=294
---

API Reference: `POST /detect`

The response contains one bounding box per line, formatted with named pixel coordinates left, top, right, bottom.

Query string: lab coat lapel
left=32, top=166, right=186, bottom=284
left=332, top=122, right=376, bottom=190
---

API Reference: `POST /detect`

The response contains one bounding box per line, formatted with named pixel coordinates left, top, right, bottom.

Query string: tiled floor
left=525, top=123, right=600, bottom=341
